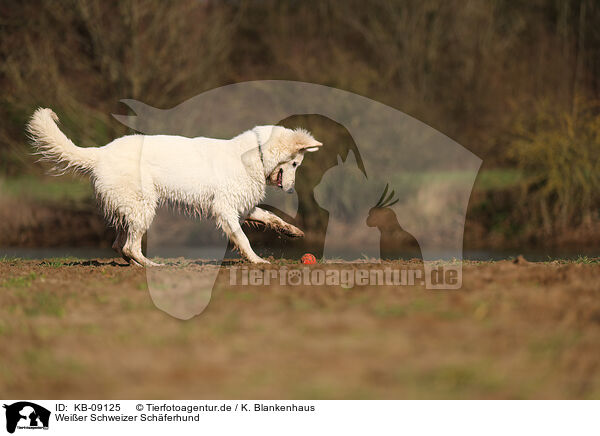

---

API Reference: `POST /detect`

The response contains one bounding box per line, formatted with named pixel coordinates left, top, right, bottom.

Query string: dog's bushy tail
left=27, top=108, right=98, bottom=174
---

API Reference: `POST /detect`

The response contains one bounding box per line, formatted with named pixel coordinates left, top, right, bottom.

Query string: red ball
left=301, top=253, right=317, bottom=265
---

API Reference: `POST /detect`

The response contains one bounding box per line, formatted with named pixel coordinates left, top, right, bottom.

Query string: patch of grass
left=373, top=303, right=407, bottom=318
left=21, top=348, right=85, bottom=378
left=437, top=309, right=464, bottom=320
left=529, top=333, right=581, bottom=359
left=0, top=175, right=93, bottom=203
left=475, top=169, right=523, bottom=191
left=120, top=298, right=135, bottom=311
left=93, top=293, right=109, bottom=304
left=395, top=361, right=504, bottom=397
left=23, top=290, right=65, bottom=317
left=211, top=313, right=241, bottom=335
left=0, top=255, right=22, bottom=263
left=223, top=289, right=256, bottom=302
left=373, top=298, right=459, bottom=320
left=573, top=255, right=600, bottom=264
left=108, top=276, right=122, bottom=284
left=543, top=256, right=600, bottom=265
left=290, top=298, right=313, bottom=311
left=41, top=257, right=80, bottom=268
left=409, top=298, right=436, bottom=312
left=291, top=383, right=340, bottom=400
left=349, top=294, right=370, bottom=306
left=77, top=323, right=101, bottom=335
left=1, top=272, right=38, bottom=288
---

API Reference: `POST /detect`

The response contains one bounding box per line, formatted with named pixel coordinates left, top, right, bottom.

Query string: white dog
left=27, top=108, right=322, bottom=266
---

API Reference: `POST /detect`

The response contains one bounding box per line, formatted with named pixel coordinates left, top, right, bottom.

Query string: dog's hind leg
left=218, top=214, right=268, bottom=264
left=112, top=227, right=129, bottom=262
left=118, top=195, right=162, bottom=267
left=122, top=226, right=163, bottom=267
left=121, top=228, right=143, bottom=267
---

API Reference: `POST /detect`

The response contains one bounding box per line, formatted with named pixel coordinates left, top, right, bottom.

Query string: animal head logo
left=114, top=80, right=481, bottom=319
left=3, top=402, right=50, bottom=434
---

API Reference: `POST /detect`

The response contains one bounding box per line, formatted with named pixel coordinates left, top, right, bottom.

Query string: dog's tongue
left=277, top=169, right=283, bottom=187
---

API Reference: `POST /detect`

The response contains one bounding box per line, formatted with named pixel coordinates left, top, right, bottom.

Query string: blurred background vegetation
left=0, top=0, right=599, bottom=252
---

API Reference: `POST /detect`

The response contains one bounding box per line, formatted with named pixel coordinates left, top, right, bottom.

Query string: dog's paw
left=146, top=259, right=165, bottom=267
left=250, top=257, right=270, bottom=264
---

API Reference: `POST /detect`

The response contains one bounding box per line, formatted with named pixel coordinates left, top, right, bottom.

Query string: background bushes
left=1, top=0, right=599, bottom=246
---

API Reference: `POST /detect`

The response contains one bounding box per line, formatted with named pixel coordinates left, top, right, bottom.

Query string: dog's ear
left=298, top=141, right=322, bottom=153
left=290, top=128, right=322, bottom=153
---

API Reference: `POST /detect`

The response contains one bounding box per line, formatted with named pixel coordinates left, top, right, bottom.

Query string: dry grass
left=0, top=258, right=598, bottom=399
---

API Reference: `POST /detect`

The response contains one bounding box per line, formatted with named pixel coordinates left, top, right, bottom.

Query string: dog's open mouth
left=276, top=168, right=283, bottom=188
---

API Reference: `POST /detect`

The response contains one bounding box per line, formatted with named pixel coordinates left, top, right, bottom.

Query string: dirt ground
left=0, top=257, right=599, bottom=399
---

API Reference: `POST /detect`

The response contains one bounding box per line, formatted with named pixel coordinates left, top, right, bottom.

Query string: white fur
left=27, top=108, right=322, bottom=265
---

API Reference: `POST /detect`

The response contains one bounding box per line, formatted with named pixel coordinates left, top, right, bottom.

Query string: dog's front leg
left=245, top=207, right=304, bottom=238
left=220, top=216, right=269, bottom=264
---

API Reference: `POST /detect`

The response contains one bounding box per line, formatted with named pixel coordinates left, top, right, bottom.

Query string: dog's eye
left=292, top=162, right=297, bottom=167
